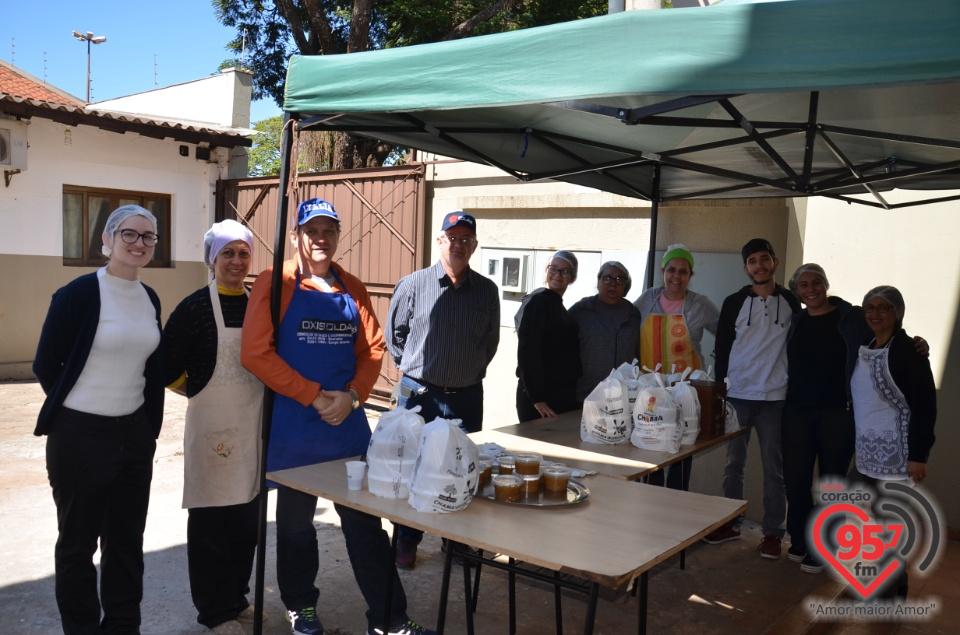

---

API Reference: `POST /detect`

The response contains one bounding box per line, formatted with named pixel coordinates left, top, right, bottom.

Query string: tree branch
left=302, top=0, right=338, bottom=55
left=275, top=0, right=314, bottom=54
left=442, top=0, right=524, bottom=41
left=348, top=0, right=373, bottom=53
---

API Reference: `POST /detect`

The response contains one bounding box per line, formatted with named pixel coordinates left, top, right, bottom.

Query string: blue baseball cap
left=295, top=199, right=339, bottom=227
left=441, top=211, right=477, bottom=232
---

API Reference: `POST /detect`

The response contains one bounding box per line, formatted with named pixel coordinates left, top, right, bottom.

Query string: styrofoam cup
left=346, top=461, right=367, bottom=491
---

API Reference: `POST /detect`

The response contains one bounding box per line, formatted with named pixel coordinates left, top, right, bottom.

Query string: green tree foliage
left=247, top=116, right=284, bottom=176
left=217, top=0, right=607, bottom=170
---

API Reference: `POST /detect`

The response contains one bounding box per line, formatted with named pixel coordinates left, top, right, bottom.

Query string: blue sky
left=2, top=0, right=282, bottom=124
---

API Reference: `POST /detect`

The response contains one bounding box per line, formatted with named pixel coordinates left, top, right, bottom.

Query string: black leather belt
left=409, top=378, right=476, bottom=395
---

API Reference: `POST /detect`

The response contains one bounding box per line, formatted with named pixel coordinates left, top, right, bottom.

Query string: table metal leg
left=680, top=464, right=689, bottom=570
left=582, top=582, right=600, bottom=635
left=636, top=571, right=649, bottom=635
left=509, top=556, right=517, bottom=635
left=462, top=558, right=476, bottom=635
left=436, top=542, right=455, bottom=635
left=470, top=549, right=483, bottom=613
left=554, top=570, right=563, bottom=635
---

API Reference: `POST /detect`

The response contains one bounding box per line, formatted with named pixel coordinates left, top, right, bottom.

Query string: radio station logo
left=804, top=478, right=944, bottom=621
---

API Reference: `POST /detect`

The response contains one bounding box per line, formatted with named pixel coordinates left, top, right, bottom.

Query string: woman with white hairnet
left=161, top=219, right=264, bottom=634
left=514, top=250, right=582, bottom=421
left=782, top=267, right=929, bottom=576
left=34, top=204, right=164, bottom=634
left=849, top=285, right=936, bottom=599
left=569, top=260, right=644, bottom=403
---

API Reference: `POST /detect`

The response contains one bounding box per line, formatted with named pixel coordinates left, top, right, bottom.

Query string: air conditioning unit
left=0, top=120, right=28, bottom=170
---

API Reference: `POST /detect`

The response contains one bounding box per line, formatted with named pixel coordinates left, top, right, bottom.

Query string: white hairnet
left=203, top=219, right=254, bottom=268
left=101, top=205, right=158, bottom=258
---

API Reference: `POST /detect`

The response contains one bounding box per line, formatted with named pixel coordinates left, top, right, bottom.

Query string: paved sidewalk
left=2, top=380, right=956, bottom=635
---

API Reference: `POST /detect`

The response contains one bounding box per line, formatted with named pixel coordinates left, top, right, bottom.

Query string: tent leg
left=253, top=112, right=296, bottom=635
left=645, top=165, right=661, bottom=289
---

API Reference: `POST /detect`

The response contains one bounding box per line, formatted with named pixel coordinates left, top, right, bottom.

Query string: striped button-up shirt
left=386, top=261, right=500, bottom=387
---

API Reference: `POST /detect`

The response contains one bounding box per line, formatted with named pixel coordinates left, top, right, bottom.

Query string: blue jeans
left=723, top=399, right=786, bottom=538
left=275, top=486, right=408, bottom=630
left=396, top=375, right=483, bottom=545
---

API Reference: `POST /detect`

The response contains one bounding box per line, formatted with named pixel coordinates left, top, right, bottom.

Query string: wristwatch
left=348, top=388, right=360, bottom=411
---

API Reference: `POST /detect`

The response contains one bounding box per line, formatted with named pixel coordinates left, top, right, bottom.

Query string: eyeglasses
left=546, top=265, right=574, bottom=279
left=116, top=229, right=159, bottom=247
left=440, top=234, right=477, bottom=246
left=864, top=304, right=894, bottom=314
left=600, top=275, right=627, bottom=286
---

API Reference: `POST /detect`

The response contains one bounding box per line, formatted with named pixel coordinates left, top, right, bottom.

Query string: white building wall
left=0, top=117, right=227, bottom=260
left=0, top=116, right=229, bottom=377
left=93, top=68, right=253, bottom=129
left=791, top=192, right=960, bottom=530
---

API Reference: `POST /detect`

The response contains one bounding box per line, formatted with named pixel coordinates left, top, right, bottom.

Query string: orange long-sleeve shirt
left=240, top=258, right=385, bottom=406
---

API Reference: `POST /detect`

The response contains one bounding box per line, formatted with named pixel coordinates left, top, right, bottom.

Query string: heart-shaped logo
left=811, top=503, right=902, bottom=598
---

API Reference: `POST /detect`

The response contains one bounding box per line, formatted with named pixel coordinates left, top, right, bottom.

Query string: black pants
left=647, top=457, right=693, bottom=490
left=275, top=486, right=409, bottom=631
left=187, top=498, right=258, bottom=628
left=782, top=405, right=855, bottom=553
left=46, top=407, right=156, bottom=635
left=515, top=382, right=580, bottom=423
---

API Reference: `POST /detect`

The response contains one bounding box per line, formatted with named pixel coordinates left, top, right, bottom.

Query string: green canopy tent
left=251, top=1, right=960, bottom=629
left=282, top=0, right=960, bottom=207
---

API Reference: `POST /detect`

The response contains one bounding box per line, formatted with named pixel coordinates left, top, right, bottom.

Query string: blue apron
left=268, top=267, right=371, bottom=476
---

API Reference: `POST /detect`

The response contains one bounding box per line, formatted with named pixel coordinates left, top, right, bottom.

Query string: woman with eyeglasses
left=514, top=251, right=582, bottom=421
left=34, top=205, right=164, bottom=634
left=849, top=286, right=936, bottom=599
left=569, top=261, right=644, bottom=403
left=633, top=245, right=719, bottom=490
left=851, top=286, right=936, bottom=486
left=781, top=267, right=929, bottom=576
left=161, top=220, right=263, bottom=633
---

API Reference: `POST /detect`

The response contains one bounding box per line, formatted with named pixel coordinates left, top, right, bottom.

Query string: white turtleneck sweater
left=63, top=267, right=161, bottom=416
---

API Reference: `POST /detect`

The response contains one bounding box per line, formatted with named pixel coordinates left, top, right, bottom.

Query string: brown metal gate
left=216, top=164, right=427, bottom=406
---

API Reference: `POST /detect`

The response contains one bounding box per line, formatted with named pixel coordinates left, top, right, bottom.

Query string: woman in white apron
left=634, top=245, right=720, bottom=489
left=162, top=220, right=264, bottom=634
left=849, top=286, right=936, bottom=598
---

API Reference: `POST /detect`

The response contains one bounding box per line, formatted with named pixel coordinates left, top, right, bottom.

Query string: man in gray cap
left=706, top=238, right=800, bottom=559
left=385, top=210, right=500, bottom=568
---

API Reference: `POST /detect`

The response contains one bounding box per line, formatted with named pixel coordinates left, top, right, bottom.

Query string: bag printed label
left=408, top=419, right=480, bottom=513
left=367, top=406, right=425, bottom=499
left=581, top=373, right=632, bottom=444
left=631, top=386, right=683, bottom=453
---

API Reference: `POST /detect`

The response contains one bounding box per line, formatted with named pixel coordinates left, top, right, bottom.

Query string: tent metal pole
left=645, top=164, right=661, bottom=289
left=253, top=112, right=295, bottom=635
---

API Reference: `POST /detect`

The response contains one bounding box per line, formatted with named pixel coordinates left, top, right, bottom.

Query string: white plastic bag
left=581, top=373, right=631, bottom=444
left=724, top=400, right=740, bottom=433
left=407, top=419, right=480, bottom=513
left=688, top=364, right=714, bottom=382
left=367, top=406, right=425, bottom=499
left=667, top=368, right=701, bottom=446
left=610, top=360, right=642, bottom=408
left=631, top=375, right=683, bottom=453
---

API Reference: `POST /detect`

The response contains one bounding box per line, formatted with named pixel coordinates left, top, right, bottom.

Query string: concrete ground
left=2, top=380, right=957, bottom=635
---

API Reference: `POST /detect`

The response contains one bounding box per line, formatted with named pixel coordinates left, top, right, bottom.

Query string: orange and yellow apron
left=639, top=312, right=700, bottom=374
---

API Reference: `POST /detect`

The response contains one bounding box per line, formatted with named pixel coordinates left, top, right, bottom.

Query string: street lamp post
left=71, top=30, right=106, bottom=103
